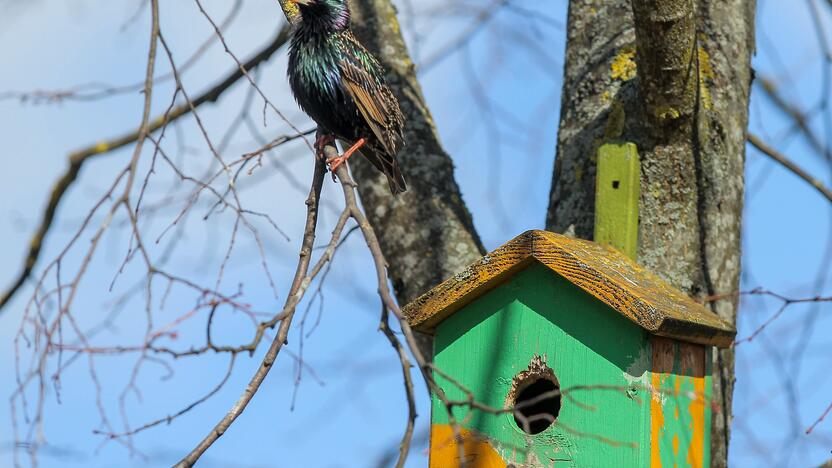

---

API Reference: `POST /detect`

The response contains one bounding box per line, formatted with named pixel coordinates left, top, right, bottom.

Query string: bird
left=287, top=0, right=407, bottom=194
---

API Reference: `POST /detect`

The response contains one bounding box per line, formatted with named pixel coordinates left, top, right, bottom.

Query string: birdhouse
left=403, top=230, right=735, bottom=468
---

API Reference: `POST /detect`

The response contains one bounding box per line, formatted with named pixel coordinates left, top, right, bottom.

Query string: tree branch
left=630, top=0, right=697, bottom=129
left=0, top=24, right=292, bottom=313
left=347, top=0, right=485, bottom=306
left=748, top=133, right=832, bottom=203
left=757, top=76, right=830, bottom=162
left=548, top=1, right=753, bottom=466
left=175, top=154, right=327, bottom=468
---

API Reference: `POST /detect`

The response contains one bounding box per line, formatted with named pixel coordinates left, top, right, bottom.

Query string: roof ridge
left=402, top=230, right=735, bottom=348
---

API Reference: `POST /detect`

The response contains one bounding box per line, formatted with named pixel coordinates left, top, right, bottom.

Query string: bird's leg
left=314, top=133, right=336, bottom=159
left=327, top=138, right=366, bottom=173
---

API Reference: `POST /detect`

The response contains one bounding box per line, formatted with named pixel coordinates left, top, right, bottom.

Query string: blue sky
left=0, top=0, right=830, bottom=467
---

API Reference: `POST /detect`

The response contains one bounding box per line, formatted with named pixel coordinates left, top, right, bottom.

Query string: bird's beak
left=289, top=0, right=314, bottom=5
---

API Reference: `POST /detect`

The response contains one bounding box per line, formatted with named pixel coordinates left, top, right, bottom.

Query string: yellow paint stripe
left=430, top=424, right=506, bottom=468
left=650, top=371, right=667, bottom=468
left=686, top=376, right=706, bottom=468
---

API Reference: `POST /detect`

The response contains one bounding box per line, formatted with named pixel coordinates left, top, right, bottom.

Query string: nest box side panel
left=429, top=263, right=652, bottom=467
left=649, top=337, right=712, bottom=468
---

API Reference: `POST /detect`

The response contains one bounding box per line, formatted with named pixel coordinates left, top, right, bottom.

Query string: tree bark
left=546, top=1, right=755, bottom=466
left=279, top=0, right=753, bottom=462
left=346, top=0, right=485, bottom=305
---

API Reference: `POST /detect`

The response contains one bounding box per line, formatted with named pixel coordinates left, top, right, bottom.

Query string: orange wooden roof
left=402, top=230, right=735, bottom=348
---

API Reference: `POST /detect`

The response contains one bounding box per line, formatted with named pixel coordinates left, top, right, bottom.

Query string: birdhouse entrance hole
left=507, top=356, right=561, bottom=435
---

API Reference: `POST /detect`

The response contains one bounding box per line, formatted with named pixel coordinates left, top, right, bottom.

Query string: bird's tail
left=385, top=159, right=407, bottom=195
left=362, top=144, right=407, bottom=195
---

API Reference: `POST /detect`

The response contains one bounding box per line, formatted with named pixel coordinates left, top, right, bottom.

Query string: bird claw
left=324, top=138, right=366, bottom=180
left=327, top=158, right=345, bottom=182
left=314, top=134, right=336, bottom=159
left=326, top=155, right=349, bottom=174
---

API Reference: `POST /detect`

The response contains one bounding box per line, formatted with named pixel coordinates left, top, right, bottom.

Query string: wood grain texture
left=403, top=230, right=735, bottom=347
left=545, top=1, right=754, bottom=463
left=429, top=425, right=506, bottom=468
left=432, top=263, right=652, bottom=466
left=595, top=143, right=641, bottom=260
left=649, top=337, right=710, bottom=468
left=347, top=0, right=486, bottom=305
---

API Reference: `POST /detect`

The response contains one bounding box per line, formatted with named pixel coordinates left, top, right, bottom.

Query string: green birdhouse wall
left=403, top=230, right=735, bottom=468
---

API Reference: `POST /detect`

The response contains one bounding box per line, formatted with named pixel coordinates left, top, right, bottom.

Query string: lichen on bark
left=278, top=0, right=484, bottom=306
left=547, top=0, right=754, bottom=465
left=346, top=0, right=485, bottom=306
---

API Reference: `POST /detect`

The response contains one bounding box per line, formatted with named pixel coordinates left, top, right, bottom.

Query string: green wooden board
left=651, top=342, right=713, bottom=467
left=432, top=263, right=652, bottom=466
left=595, top=143, right=640, bottom=260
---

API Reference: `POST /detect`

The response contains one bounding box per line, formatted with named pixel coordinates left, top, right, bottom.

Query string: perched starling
left=287, top=0, right=407, bottom=194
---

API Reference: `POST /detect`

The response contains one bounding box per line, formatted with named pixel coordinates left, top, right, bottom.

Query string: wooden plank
left=429, top=425, right=506, bottom=468
left=431, top=264, right=652, bottom=466
left=402, top=237, right=534, bottom=332
left=649, top=337, right=710, bottom=468
left=595, top=143, right=640, bottom=260
left=403, top=230, right=736, bottom=347
left=650, top=338, right=675, bottom=468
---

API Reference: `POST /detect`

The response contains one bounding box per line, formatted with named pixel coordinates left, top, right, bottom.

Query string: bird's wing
left=337, top=33, right=403, bottom=155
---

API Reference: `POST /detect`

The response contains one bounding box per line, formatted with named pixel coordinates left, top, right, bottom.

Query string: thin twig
left=93, top=354, right=237, bottom=439
left=328, top=153, right=468, bottom=467
left=756, top=76, right=830, bottom=162
left=174, top=154, right=327, bottom=468
left=377, top=304, right=417, bottom=467
left=748, top=133, right=832, bottom=203
left=0, top=24, right=292, bottom=313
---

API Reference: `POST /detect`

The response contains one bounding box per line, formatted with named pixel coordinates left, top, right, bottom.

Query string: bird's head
left=289, top=0, right=350, bottom=32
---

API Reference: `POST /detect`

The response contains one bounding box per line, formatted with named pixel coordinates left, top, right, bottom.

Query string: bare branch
left=377, top=305, right=417, bottom=468
left=0, top=0, right=245, bottom=104
left=748, top=134, right=832, bottom=204
left=757, top=76, right=830, bottom=162
left=0, top=23, right=292, bottom=313
left=174, top=152, right=328, bottom=468
left=93, top=354, right=237, bottom=439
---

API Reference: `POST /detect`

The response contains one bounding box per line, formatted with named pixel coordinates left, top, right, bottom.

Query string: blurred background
left=0, top=0, right=830, bottom=466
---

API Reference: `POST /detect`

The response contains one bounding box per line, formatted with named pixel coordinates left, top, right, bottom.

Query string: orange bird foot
left=327, top=138, right=366, bottom=174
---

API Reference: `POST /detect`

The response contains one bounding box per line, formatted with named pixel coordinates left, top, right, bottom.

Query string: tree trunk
left=339, top=0, right=753, bottom=464
left=546, top=1, right=754, bottom=466
left=347, top=0, right=485, bottom=305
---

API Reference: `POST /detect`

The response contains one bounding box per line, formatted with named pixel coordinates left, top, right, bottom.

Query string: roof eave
left=402, top=230, right=737, bottom=348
